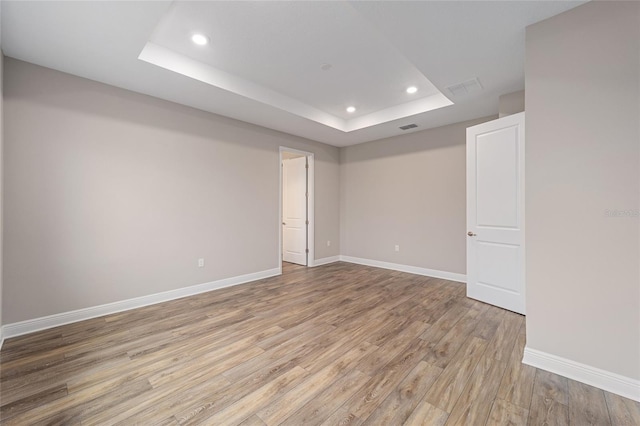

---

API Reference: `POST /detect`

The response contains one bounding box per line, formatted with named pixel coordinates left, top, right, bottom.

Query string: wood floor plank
left=483, top=311, right=523, bottom=362
left=423, top=336, right=488, bottom=412
left=362, top=312, right=416, bottom=347
left=299, top=328, right=378, bottom=373
left=238, top=415, right=267, bottom=426
left=445, top=355, right=507, bottom=425
left=533, top=370, right=570, bottom=406
left=422, top=307, right=483, bottom=368
left=568, top=379, right=612, bottom=425
left=0, top=332, right=64, bottom=362
left=83, top=372, right=231, bottom=425
left=130, top=347, right=304, bottom=425
left=69, top=327, right=260, bottom=394
left=146, top=340, right=265, bottom=389
left=0, top=350, right=67, bottom=380
left=486, top=398, right=529, bottom=425
left=357, top=320, right=429, bottom=376
left=172, top=360, right=305, bottom=424
left=528, top=394, right=569, bottom=426
left=496, top=323, right=536, bottom=409
left=221, top=322, right=336, bottom=383
left=419, top=302, right=468, bottom=344
left=3, top=377, right=152, bottom=426
left=360, top=360, right=441, bottom=425
left=280, top=369, right=370, bottom=426
left=605, top=392, right=640, bottom=425
left=325, top=335, right=439, bottom=424
left=0, top=383, right=68, bottom=421
left=255, top=318, right=333, bottom=350
left=256, top=341, right=376, bottom=425
left=472, top=306, right=506, bottom=341
left=191, top=366, right=308, bottom=425
left=0, top=357, right=131, bottom=405
left=1, top=350, right=132, bottom=405
left=404, top=401, right=449, bottom=426
left=153, top=416, right=180, bottom=426
left=1, top=262, right=631, bottom=425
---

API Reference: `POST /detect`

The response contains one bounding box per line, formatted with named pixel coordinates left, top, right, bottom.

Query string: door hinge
left=305, top=249, right=309, bottom=254
left=305, top=220, right=309, bottom=225
left=305, top=163, right=309, bottom=169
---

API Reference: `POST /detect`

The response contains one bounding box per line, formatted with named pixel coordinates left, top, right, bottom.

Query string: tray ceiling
left=1, top=1, right=585, bottom=146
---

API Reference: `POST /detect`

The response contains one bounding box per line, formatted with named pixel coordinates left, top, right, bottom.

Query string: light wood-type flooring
left=1, top=262, right=638, bottom=425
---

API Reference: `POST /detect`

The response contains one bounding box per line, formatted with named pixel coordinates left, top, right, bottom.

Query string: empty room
left=0, top=1, right=638, bottom=425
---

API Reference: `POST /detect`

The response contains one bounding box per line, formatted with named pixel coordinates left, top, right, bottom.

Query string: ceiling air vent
left=399, top=124, right=418, bottom=131
left=446, top=77, right=483, bottom=97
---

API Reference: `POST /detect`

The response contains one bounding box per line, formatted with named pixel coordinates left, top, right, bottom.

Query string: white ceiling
left=1, top=1, right=585, bottom=147
left=141, top=1, right=453, bottom=133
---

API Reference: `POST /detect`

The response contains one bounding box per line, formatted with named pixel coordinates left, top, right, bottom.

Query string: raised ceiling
left=142, top=1, right=453, bottom=131
left=1, top=1, right=584, bottom=147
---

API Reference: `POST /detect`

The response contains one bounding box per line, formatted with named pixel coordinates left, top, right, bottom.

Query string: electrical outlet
left=327, top=240, right=331, bottom=247
left=198, top=258, right=205, bottom=268
left=395, top=245, right=400, bottom=252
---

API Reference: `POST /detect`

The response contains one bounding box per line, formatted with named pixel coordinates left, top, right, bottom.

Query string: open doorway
left=279, top=147, right=314, bottom=269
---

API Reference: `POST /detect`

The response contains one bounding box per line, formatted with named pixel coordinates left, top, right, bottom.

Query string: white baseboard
left=1, top=267, right=281, bottom=340
left=523, top=347, right=640, bottom=402
left=339, top=255, right=466, bottom=283
left=1, top=257, right=462, bottom=342
left=313, top=256, right=340, bottom=267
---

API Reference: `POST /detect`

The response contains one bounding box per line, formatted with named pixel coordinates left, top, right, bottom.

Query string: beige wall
left=340, top=117, right=494, bottom=275
left=526, top=1, right=639, bottom=380
left=3, top=58, right=340, bottom=324
left=498, top=90, right=524, bottom=118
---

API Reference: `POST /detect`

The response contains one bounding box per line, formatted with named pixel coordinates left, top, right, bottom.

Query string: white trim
left=0, top=329, right=4, bottom=350
left=307, top=156, right=315, bottom=267
left=312, top=256, right=340, bottom=267
left=279, top=147, right=315, bottom=267
left=2, top=267, right=281, bottom=339
left=523, top=347, right=640, bottom=402
left=339, top=255, right=466, bottom=283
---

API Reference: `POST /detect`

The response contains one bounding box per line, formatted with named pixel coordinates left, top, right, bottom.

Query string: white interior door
left=282, top=156, right=307, bottom=265
left=467, top=112, right=525, bottom=314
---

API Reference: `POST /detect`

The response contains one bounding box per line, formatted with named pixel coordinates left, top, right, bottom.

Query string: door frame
left=279, top=147, right=315, bottom=271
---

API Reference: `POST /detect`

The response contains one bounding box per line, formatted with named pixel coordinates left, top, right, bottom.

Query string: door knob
left=467, top=231, right=476, bottom=237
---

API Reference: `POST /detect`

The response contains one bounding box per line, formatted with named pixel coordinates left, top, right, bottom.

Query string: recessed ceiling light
left=191, top=34, right=209, bottom=46
left=406, top=86, right=418, bottom=94
left=346, top=106, right=356, bottom=113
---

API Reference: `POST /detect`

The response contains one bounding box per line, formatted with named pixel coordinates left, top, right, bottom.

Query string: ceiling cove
left=138, top=1, right=453, bottom=133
